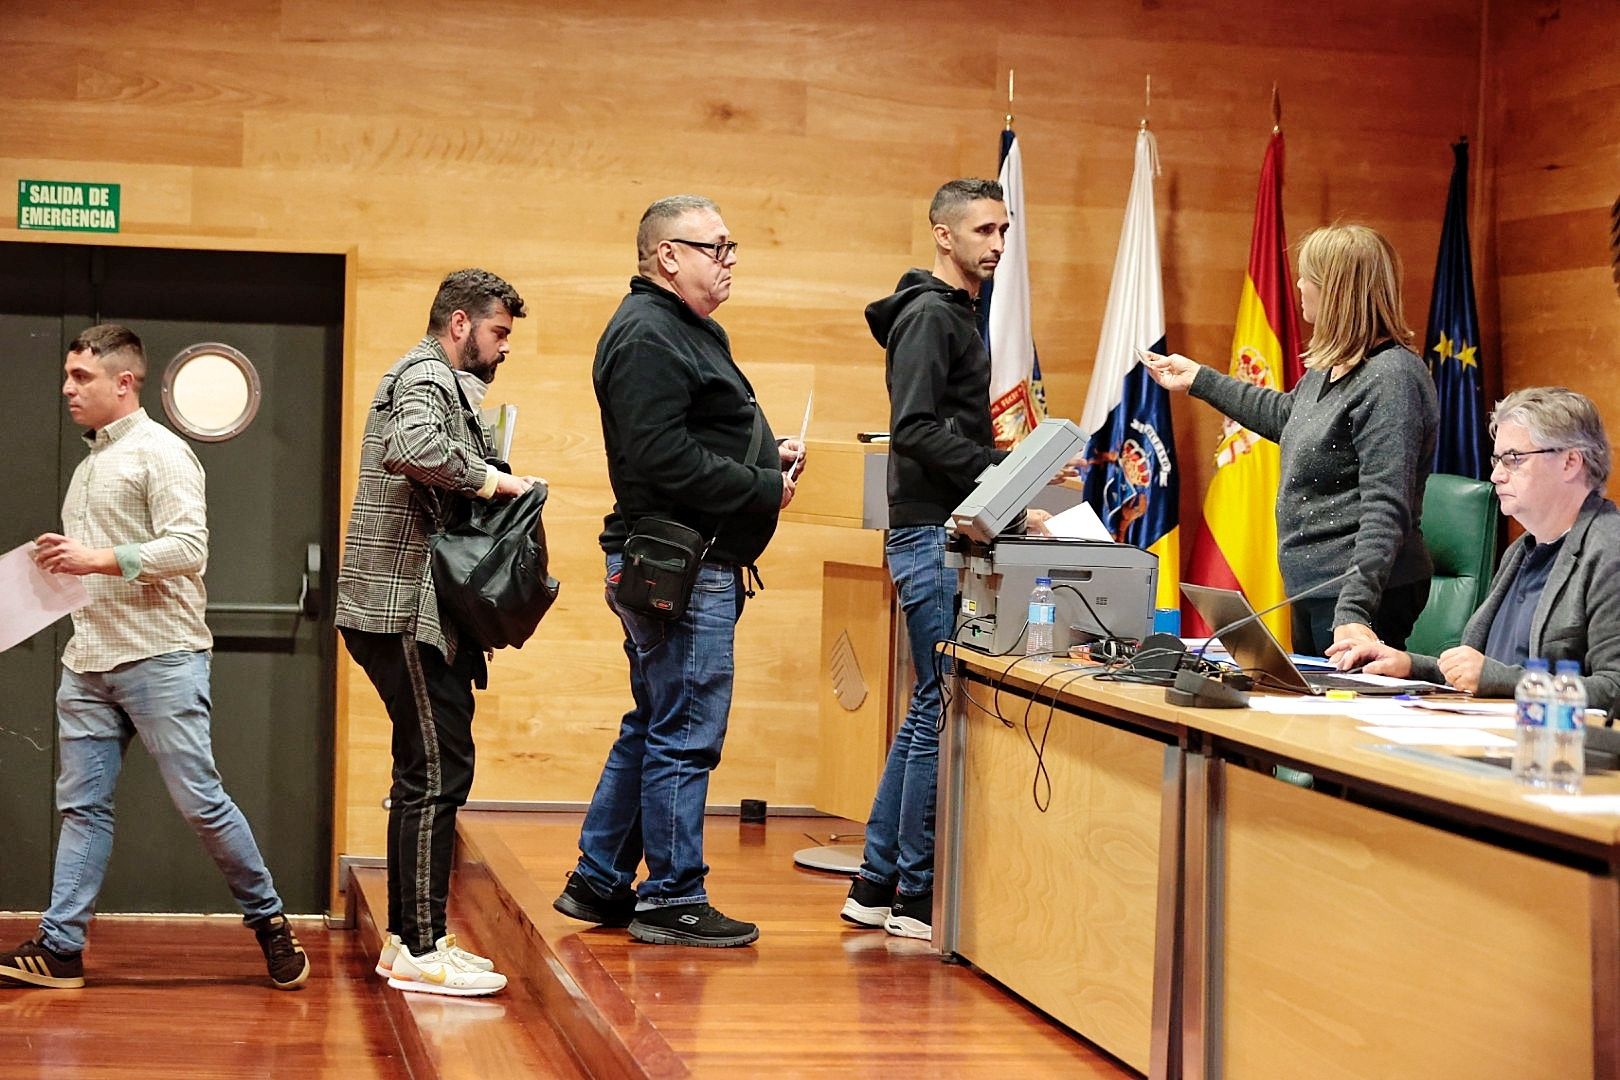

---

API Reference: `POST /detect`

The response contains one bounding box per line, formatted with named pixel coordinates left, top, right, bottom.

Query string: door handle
left=209, top=543, right=326, bottom=621
left=300, top=543, right=324, bottom=619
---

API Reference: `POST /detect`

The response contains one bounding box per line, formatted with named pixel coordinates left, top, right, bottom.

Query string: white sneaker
left=375, top=932, right=495, bottom=977
left=386, top=943, right=507, bottom=997
left=374, top=933, right=402, bottom=977
left=435, top=933, right=495, bottom=973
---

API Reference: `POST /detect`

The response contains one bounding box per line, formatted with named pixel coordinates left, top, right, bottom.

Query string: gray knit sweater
left=1190, top=343, right=1438, bottom=628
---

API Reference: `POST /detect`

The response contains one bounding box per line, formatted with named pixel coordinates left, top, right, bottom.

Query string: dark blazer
left=1410, top=491, right=1620, bottom=710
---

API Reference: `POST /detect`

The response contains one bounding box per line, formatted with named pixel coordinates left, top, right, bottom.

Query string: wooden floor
left=0, top=915, right=406, bottom=1079
left=463, top=811, right=1133, bottom=1079
left=1, top=815, right=1136, bottom=1079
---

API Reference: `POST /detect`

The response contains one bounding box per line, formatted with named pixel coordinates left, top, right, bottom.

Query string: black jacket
left=595, top=277, right=782, bottom=565
left=866, top=269, right=1006, bottom=527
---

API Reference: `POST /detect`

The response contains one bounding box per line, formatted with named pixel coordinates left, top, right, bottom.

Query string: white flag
left=1079, top=128, right=1165, bottom=438
left=986, top=133, right=1040, bottom=445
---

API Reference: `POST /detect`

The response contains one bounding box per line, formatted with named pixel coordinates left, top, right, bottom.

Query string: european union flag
left=1425, top=139, right=1488, bottom=479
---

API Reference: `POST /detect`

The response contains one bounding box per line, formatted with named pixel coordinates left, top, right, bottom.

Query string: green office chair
left=1406, top=472, right=1500, bottom=656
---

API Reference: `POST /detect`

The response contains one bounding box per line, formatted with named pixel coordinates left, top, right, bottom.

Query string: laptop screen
left=1181, top=583, right=1312, bottom=692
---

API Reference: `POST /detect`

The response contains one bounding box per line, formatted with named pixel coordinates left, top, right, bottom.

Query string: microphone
left=1169, top=559, right=1377, bottom=709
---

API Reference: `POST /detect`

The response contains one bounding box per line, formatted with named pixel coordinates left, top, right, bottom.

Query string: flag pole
left=1141, top=74, right=1151, bottom=131
left=1005, top=68, right=1015, bottom=130
left=1270, top=82, right=1282, bottom=134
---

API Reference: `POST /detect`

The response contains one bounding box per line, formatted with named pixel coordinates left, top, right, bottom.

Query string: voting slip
left=0, top=542, right=91, bottom=653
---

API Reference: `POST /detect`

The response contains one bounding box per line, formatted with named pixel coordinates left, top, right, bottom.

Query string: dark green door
left=0, top=242, right=343, bottom=917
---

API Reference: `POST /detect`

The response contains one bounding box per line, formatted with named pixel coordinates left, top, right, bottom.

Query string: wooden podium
left=780, top=438, right=901, bottom=828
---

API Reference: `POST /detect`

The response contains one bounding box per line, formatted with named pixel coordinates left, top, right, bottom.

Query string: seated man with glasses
left=1330, top=386, right=1620, bottom=710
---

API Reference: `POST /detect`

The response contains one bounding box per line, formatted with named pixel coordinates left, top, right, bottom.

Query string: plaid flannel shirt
left=335, top=337, right=493, bottom=661
left=60, top=408, right=213, bottom=673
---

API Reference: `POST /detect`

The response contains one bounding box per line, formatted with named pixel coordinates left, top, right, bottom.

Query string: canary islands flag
left=1077, top=127, right=1180, bottom=612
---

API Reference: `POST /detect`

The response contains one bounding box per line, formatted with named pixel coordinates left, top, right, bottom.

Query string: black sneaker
left=884, top=891, right=933, bottom=940
left=553, top=872, right=637, bottom=928
left=628, top=903, right=759, bottom=948
left=0, top=938, right=85, bottom=989
left=248, top=913, right=311, bottom=990
left=839, top=876, right=894, bottom=928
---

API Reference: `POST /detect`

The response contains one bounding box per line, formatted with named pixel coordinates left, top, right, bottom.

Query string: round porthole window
left=161, top=342, right=262, bottom=442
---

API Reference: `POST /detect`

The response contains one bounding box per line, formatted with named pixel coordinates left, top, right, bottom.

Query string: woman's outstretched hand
left=1139, top=349, right=1199, bottom=393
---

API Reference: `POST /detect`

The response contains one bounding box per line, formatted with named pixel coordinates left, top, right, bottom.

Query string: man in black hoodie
left=554, top=194, right=802, bottom=948
left=841, top=179, right=1042, bottom=939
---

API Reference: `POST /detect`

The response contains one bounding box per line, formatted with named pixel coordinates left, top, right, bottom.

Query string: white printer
left=944, top=418, right=1159, bottom=657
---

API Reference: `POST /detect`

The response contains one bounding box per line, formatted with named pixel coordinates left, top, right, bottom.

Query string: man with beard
left=337, top=268, right=536, bottom=995
left=840, top=179, right=1055, bottom=939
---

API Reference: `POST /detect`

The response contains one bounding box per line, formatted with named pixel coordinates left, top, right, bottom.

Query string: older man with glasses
left=552, top=194, right=803, bottom=947
left=1331, top=386, right=1620, bottom=710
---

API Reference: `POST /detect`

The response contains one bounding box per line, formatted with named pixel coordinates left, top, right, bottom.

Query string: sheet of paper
left=1357, top=726, right=1514, bottom=748
left=789, top=391, right=812, bottom=479
left=1042, top=499, right=1112, bottom=542
left=1400, top=698, right=1518, bottom=717
left=1524, top=794, right=1620, bottom=815
left=1246, top=695, right=1414, bottom=718
left=0, top=542, right=90, bottom=652
left=1370, top=709, right=1516, bottom=730
left=1402, top=699, right=1609, bottom=722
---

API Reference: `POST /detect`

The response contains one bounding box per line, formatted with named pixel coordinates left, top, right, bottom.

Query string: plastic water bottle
left=1513, top=659, right=1553, bottom=786
left=1548, top=660, right=1588, bottom=794
left=1025, top=576, right=1056, bottom=658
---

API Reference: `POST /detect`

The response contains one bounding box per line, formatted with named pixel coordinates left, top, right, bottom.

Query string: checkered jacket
left=335, top=337, right=492, bottom=660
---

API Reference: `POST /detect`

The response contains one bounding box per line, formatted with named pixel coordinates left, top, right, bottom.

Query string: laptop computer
left=1181, top=583, right=1444, bottom=696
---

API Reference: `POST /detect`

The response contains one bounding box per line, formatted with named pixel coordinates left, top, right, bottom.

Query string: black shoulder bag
left=429, top=481, right=560, bottom=651
left=615, top=407, right=763, bottom=622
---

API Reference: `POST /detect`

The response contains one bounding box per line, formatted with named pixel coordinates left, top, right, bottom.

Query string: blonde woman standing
left=1144, top=224, right=1439, bottom=657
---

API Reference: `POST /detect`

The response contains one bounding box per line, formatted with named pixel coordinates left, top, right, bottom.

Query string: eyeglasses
left=669, top=238, right=739, bottom=262
left=1489, top=447, right=1566, bottom=471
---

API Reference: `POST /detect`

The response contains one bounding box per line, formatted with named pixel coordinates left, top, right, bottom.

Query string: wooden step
left=449, top=817, right=686, bottom=1079
left=450, top=811, right=1127, bottom=1078
left=348, top=866, right=589, bottom=1079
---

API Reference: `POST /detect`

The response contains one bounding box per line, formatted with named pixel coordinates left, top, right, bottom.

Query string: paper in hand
left=0, top=542, right=90, bottom=653
left=789, top=390, right=812, bottom=480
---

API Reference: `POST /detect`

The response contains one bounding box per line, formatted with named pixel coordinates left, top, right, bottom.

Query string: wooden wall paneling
left=1485, top=0, right=1620, bottom=443
left=0, top=0, right=1505, bottom=887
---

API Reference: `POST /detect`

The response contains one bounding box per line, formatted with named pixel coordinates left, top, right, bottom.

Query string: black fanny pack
left=614, top=405, right=764, bottom=621
left=615, top=517, right=709, bottom=621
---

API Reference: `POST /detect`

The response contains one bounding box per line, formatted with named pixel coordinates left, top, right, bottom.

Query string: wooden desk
left=937, top=651, right=1620, bottom=1079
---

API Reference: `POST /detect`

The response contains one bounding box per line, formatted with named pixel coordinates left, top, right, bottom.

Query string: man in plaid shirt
left=0, top=324, right=309, bottom=992
left=337, top=269, right=536, bottom=997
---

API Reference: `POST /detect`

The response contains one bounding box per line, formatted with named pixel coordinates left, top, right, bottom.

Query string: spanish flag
left=1184, top=130, right=1304, bottom=645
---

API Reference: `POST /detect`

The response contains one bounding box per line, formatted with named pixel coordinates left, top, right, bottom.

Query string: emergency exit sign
left=17, top=180, right=121, bottom=232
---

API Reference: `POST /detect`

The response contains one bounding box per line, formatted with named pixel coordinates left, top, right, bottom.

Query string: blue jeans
left=40, top=651, right=282, bottom=953
left=860, top=525, right=956, bottom=899
left=575, top=555, right=743, bottom=906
